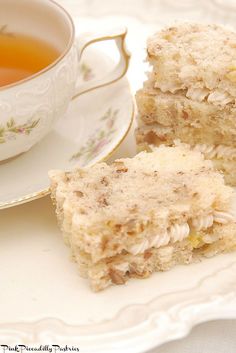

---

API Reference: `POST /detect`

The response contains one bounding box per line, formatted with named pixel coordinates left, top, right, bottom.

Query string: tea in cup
left=0, top=0, right=130, bottom=161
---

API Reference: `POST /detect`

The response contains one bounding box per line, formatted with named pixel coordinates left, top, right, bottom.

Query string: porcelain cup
left=0, top=0, right=130, bottom=161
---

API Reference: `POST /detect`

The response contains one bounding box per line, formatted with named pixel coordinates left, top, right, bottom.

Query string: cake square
left=136, top=23, right=236, bottom=185
left=50, top=145, right=236, bottom=291
left=146, top=23, right=236, bottom=99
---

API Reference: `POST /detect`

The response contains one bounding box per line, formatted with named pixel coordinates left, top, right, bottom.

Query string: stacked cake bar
left=136, top=23, right=236, bottom=185
left=50, top=145, right=236, bottom=291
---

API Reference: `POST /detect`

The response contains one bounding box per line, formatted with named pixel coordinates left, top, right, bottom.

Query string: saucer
left=0, top=47, right=134, bottom=209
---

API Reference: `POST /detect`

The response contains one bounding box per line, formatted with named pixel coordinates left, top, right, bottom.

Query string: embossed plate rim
left=1, top=257, right=236, bottom=351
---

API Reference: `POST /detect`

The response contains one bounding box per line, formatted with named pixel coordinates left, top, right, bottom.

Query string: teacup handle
left=73, top=27, right=130, bottom=98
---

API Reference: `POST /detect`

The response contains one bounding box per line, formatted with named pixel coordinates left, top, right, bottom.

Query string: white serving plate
left=1, top=4, right=236, bottom=351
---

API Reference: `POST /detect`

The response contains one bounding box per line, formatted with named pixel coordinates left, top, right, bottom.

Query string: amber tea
left=0, top=32, right=59, bottom=87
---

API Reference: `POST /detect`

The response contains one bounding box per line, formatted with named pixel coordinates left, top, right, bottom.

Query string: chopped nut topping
left=109, top=268, right=126, bottom=284
left=129, top=263, right=150, bottom=278
left=113, top=161, right=128, bottom=173
left=114, top=224, right=122, bottom=232
left=182, top=110, right=189, bottom=120
left=129, top=262, right=139, bottom=274
left=144, top=131, right=166, bottom=144
left=74, top=190, right=84, bottom=198
left=101, top=236, right=109, bottom=251
left=117, top=168, right=128, bottom=173
left=98, top=195, right=109, bottom=207
left=144, top=250, right=152, bottom=260
left=101, top=176, right=109, bottom=186
left=112, top=243, right=119, bottom=250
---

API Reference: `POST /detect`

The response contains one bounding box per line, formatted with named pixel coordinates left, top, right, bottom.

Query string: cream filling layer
left=193, top=144, right=236, bottom=160
left=186, top=87, right=234, bottom=106
left=151, top=68, right=235, bottom=106
left=127, top=210, right=235, bottom=255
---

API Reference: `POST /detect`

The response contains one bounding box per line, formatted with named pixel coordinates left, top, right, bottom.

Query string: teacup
left=0, top=0, right=130, bottom=162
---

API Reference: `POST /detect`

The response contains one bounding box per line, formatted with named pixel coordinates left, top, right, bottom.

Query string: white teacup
left=0, top=0, right=130, bottom=162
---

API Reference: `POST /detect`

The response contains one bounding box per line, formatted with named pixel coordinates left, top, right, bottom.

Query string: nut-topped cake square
left=50, top=145, right=236, bottom=291
left=136, top=23, right=236, bottom=185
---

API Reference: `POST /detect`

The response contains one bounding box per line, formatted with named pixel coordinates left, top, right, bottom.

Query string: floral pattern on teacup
left=70, top=108, right=118, bottom=163
left=0, top=58, right=93, bottom=146
left=0, top=118, right=39, bottom=144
